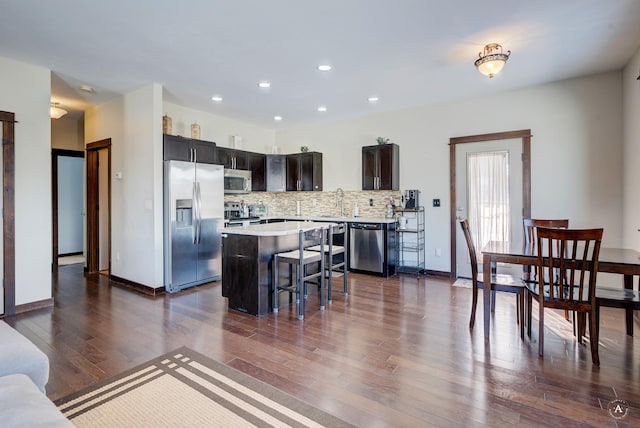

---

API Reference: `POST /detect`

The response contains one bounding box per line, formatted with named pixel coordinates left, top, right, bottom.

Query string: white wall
left=163, top=102, right=276, bottom=153
left=51, top=117, right=84, bottom=150
left=623, top=47, right=640, bottom=251
left=276, top=72, right=624, bottom=272
left=0, top=56, right=52, bottom=305
left=85, top=83, right=165, bottom=287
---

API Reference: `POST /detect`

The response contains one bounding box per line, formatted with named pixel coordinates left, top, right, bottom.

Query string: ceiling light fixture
left=258, top=81, right=271, bottom=89
left=79, top=84, right=95, bottom=93
left=317, top=106, right=327, bottom=112
left=274, top=116, right=283, bottom=121
left=368, top=96, right=379, bottom=103
left=50, top=102, right=68, bottom=119
left=211, top=95, right=223, bottom=102
left=317, top=64, right=332, bottom=72
left=475, top=43, right=511, bottom=78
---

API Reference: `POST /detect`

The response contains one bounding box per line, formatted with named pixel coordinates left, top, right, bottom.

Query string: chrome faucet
left=336, top=188, right=345, bottom=217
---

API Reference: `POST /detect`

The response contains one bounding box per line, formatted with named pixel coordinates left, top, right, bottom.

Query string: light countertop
left=262, top=215, right=397, bottom=224
left=223, top=221, right=338, bottom=236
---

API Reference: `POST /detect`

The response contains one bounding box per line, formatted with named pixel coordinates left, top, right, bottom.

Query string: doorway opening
left=449, top=130, right=532, bottom=279
left=86, top=139, right=111, bottom=275
left=52, top=149, right=85, bottom=268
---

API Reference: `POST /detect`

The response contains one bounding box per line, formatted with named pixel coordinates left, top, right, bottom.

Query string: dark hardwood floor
left=5, top=265, right=640, bottom=427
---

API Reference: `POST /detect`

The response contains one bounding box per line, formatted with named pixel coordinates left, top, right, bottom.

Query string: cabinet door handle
left=193, top=147, right=197, bottom=163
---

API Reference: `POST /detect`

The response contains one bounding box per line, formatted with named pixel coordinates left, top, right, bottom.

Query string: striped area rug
left=55, top=347, right=354, bottom=427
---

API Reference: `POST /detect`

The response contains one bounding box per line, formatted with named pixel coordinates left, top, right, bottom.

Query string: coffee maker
left=403, top=190, right=420, bottom=209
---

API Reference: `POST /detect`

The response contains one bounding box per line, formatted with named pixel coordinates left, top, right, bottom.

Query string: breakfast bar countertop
left=222, top=221, right=337, bottom=236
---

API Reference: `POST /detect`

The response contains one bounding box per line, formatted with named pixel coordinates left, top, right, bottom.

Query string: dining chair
left=273, top=226, right=325, bottom=320
left=525, top=227, right=603, bottom=365
left=595, top=283, right=640, bottom=337
left=459, top=219, right=526, bottom=337
left=523, top=218, right=571, bottom=331
left=307, top=222, right=348, bottom=303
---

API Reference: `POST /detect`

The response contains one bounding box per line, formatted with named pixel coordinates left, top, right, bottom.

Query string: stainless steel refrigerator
left=164, top=160, right=224, bottom=293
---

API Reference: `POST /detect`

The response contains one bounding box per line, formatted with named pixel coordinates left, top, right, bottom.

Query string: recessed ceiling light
left=79, top=84, right=95, bottom=93
left=317, top=64, right=332, bottom=72
left=211, top=95, right=223, bottom=102
left=258, top=81, right=271, bottom=89
left=317, top=106, right=327, bottom=112
left=368, top=96, right=379, bottom=103
left=274, top=116, right=283, bottom=121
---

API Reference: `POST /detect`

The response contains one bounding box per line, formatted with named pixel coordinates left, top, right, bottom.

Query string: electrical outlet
left=435, top=248, right=442, bottom=257
left=433, top=198, right=441, bottom=207
left=369, top=198, right=374, bottom=206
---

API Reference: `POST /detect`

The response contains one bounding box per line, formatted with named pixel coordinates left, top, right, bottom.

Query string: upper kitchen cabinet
left=163, top=134, right=216, bottom=164
left=266, top=154, right=286, bottom=192
left=215, top=147, right=248, bottom=170
left=247, top=152, right=266, bottom=191
left=286, top=152, right=322, bottom=191
left=362, top=143, right=399, bottom=190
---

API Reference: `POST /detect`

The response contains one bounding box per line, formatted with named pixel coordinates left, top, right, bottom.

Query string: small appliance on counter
left=249, top=201, right=268, bottom=217
left=403, top=189, right=420, bottom=209
left=224, top=201, right=261, bottom=226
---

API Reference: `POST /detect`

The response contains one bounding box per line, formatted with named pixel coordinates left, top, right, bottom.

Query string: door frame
left=449, top=129, right=532, bottom=280
left=52, top=149, right=85, bottom=268
left=1, top=111, right=16, bottom=316
left=86, top=139, right=111, bottom=274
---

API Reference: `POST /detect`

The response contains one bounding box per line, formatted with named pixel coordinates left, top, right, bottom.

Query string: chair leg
left=519, top=292, right=525, bottom=340
left=588, top=310, right=599, bottom=366
left=576, top=313, right=585, bottom=344
left=538, top=296, right=544, bottom=357
left=526, top=291, right=533, bottom=338
left=469, top=283, right=478, bottom=329
left=273, top=258, right=279, bottom=313
left=327, top=255, right=332, bottom=304
left=319, top=257, right=325, bottom=311
left=297, top=264, right=304, bottom=320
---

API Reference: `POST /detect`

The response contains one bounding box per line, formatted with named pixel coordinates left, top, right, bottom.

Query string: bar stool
left=308, top=222, right=348, bottom=303
left=273, top=226, right=325, bottom=320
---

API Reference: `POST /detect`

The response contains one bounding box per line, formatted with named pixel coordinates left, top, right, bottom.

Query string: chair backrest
left=300, top=226, right=325, bottom=253
left=535, top=227, right=603, bottom=305
left=327, top=222, right=347, bottom=247
left=459, top=219, right=478, bottom=278
left=523, top=218, right=569, bottom=246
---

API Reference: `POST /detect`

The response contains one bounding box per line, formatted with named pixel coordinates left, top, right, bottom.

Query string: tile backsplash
left=225, top=190, right=403, bottom=218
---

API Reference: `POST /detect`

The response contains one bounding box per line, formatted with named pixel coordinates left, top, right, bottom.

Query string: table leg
left=624, top=274, right=634, bottom=336
left=483, top=255, right=492, bottom=342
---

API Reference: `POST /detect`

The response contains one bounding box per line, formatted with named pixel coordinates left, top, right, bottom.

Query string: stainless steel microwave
left=224, top=169, right=252, bottom=194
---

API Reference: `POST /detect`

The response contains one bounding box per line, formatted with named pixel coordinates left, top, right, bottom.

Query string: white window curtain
left=467, top=150, right=510, bottom=254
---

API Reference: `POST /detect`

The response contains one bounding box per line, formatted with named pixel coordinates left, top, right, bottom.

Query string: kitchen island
left=221, top=221, right=335, bottom=316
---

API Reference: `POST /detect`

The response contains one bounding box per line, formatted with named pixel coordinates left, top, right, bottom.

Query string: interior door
left=455, top=139, right=523, bottom=278
left=0, top=123, right=3, bottom=315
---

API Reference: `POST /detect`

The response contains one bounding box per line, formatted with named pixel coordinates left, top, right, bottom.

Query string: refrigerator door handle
left=191, top=181, right=198, bottom=244
left=193, top=147, right=198, bottom=164
left=195, top=181, right=203, bottom=243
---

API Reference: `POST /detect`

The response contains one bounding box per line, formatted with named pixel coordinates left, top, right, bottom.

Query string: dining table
left=481, top=241, right=640, bottom=342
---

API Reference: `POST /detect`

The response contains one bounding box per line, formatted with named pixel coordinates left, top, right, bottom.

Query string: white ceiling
left=2, top=0, right=640, bottom=128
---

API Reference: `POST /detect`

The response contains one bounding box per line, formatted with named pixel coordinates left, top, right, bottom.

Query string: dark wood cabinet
left=362, top=143, right=399, bottom=190
left=286, top=152, right=322, bottom=191
left=266, top=154, right=286, bottom=192
left=163, top=134, right=216, bottom=163
left=215, top=147, right=248, bottom=170
left=247, top=152, right=266, bottom=191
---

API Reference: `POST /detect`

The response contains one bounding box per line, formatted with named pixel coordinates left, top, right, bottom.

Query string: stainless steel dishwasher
left=349, top=222, right=384, bottom=274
